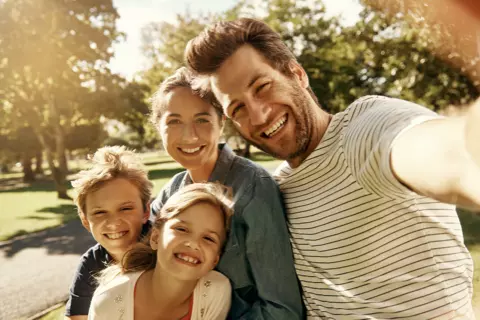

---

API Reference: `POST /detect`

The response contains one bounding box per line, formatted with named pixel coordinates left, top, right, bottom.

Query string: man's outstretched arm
left=392, top=99, right=480, bottom=210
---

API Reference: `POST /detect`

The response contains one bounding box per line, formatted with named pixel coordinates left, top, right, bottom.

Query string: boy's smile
left=83, top=178, right=149, bottom=261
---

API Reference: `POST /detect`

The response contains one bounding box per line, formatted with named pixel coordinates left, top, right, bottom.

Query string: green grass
left=0, top=150, right=278, bottom=241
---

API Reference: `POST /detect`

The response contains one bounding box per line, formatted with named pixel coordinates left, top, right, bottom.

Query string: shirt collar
left=184, top=143, right=235, bottom=185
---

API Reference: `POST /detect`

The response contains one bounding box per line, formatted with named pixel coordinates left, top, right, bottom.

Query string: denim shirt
left=151, top=144, right=304, bottom=320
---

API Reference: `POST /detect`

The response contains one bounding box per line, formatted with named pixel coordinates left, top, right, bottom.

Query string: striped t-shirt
left=274, top=96, right=474, bottom=319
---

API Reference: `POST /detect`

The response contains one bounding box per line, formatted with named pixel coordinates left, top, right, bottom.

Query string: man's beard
left=241, top=86, right=312, bottom=160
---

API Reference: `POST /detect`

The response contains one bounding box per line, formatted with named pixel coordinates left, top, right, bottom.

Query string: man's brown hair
left=185, top=18, right=320, bottom=106
left=185, top=18, right=296, bottom=76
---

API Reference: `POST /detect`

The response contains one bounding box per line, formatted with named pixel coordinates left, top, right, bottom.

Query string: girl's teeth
left=177, top=253, right=199, bottom=264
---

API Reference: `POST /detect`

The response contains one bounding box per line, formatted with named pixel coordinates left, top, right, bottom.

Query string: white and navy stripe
left=275, top=96, right=474, bottom=319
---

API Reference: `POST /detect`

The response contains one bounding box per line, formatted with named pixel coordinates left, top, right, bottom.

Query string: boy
left=65, top=146, right=153, bottom=320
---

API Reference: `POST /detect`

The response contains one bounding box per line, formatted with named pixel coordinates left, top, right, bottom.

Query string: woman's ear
left=150, top=228, right=159, bottom=250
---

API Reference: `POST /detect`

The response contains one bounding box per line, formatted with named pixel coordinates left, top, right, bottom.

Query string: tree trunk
left=34, top=151, right=44, bottom=174
left=21, top=153, right=35, bottom=182
left=31, top=120, right=70, bottom=200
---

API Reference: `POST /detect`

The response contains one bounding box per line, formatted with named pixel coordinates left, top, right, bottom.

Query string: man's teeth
left=264, top=116, right=287, bottom=137
left=176, top=253, right=200, bottom=264
left=181, top=147, right=201, bottom=154
left=105, top=231, right=127, bottom=239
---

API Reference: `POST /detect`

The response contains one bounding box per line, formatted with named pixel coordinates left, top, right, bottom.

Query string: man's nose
left=248, top=100, right=271, bottom=127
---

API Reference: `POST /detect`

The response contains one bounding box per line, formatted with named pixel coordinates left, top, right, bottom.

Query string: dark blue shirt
left=151, top=144, right=304, bottom=320
left=65, top=221, right=151, bottom=316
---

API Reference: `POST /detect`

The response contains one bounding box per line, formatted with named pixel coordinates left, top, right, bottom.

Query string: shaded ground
left=0, top=219, right=95, bottom=320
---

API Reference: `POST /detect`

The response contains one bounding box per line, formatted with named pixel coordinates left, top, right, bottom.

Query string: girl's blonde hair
left=71, top=146, right=153, bottom=223
left=98, top=182, right=233, bottom=284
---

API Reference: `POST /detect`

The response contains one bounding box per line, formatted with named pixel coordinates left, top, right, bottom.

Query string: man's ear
left=150, top=228, right=159, bottom=250
left=288, top=60, right=309, bottom=89
left=80, top=216, right=91, bottom=232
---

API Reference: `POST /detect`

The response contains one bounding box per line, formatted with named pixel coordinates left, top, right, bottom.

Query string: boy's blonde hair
left=71, top=146, right=153, bottom=224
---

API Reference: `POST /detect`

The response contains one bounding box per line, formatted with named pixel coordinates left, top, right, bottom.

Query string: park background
left=0, top=0, right=479, bottom=319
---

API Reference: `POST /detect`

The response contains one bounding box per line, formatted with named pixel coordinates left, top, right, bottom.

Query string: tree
left=0, top=0, right=121, bottom=198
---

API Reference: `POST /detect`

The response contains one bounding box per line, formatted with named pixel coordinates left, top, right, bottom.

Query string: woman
left=149, top=67, right=304, bottom=320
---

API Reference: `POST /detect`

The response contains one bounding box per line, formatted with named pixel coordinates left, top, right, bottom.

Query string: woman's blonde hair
left=71, top=146, right=153, bottom=224
left=97, top=182, right=233, bottom=284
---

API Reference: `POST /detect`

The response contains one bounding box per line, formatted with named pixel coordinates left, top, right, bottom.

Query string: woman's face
left=151, top=201, right=226, bottom=281
left=159, top=87, right=223, bottom=173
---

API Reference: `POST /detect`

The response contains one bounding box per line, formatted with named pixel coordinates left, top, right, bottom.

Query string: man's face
left=210, top=44, right=315, bottom=160
left=82, top=178, right=149, bottom=261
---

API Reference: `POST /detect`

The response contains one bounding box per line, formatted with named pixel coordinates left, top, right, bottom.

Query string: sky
left=110, top=0, right=363, bottom=79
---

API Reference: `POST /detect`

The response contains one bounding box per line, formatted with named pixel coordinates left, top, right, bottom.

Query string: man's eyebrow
left=226, top=73, right=267, bottom=110
left=247, top=73, right=266, bottom=88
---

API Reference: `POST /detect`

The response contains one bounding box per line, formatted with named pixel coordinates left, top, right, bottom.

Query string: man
left=185, top=18, right=480, bottom=319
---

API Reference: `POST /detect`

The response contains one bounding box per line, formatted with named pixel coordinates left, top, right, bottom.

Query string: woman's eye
left=93, top=211, right=106, bottom=215
left=174, top=227, right=187, bottom=232
left=121, top=207, right=133, bottom=211
left=196, top=118, right=210, bottom=124
left=167, top=119, right=181, bottom=125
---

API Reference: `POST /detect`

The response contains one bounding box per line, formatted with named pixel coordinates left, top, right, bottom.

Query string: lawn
left=0, top=150, right=281, bottom=241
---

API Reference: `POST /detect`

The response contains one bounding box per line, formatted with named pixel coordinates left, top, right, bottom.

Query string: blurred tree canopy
left=0, top=0, right=148, bottom=197
left=1, top=0, right=477, bottom=195
left=138, top=0, right=478, bottom=153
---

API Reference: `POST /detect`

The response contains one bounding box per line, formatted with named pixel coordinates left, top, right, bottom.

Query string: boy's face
left=82, top=178, right=149, bottom=261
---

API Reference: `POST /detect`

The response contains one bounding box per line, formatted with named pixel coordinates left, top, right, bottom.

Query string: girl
left=88, top=183, right=233, bottom=320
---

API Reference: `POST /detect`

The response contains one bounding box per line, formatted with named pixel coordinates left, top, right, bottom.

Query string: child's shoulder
left=195, top=270, right=231, bottom=295
left=95, top=270, right=142, bottom=296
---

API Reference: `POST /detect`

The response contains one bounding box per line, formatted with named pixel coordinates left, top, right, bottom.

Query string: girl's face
left=151, top=201, right=226, bottom=281
left=159, top=87, right=223, bottom=173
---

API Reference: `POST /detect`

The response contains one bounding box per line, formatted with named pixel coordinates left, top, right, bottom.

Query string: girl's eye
left=174, top=226, right=187, bottom=233
left=93, top=211, right=106, bottom=215
left=121, top=207, right=133, bottom=211
left=204, top=236, right=216, bottom=243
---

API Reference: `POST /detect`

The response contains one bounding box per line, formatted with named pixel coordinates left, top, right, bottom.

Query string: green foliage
left=138, top=0, right=478, bottom=118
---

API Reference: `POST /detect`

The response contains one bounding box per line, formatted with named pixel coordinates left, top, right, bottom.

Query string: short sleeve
left=344, top=96, right=440, bottom=198
left=65, top=254, right=97, bottom=316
